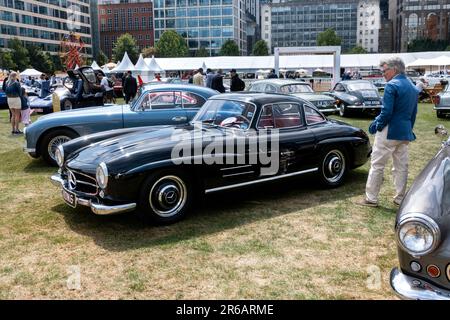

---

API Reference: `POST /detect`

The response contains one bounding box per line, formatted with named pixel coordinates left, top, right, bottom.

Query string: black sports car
left=51, top=93, right=371, bottom=224
left=325, top=80, right=383, bottom=117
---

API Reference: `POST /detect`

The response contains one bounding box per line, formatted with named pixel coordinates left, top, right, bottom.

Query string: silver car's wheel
left=339, top=103, right=347, bottom=117
left=47, top=135, right=71, bottom=161
left=63, top=100, right=72, bottom=110
left=319, top=148, right=347, bottom=187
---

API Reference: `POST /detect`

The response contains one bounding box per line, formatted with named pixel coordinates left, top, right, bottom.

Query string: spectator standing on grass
left=356, top=56, right=418, bottom=207
left=230, top=69, right=245, bottom=92
left=5, top=72, right=23, bottom=134
left=193, top=68, right=204, bottom=86
left=205, top=68, right=215, bottom=88
left=211, top=69, right=225, bottom=93
left=123, top=71, right=137, bottom=104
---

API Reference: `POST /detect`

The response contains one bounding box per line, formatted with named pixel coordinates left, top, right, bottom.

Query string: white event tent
left=146, top=56, right=165, bottom=78
left=134, top=54, right=152, bottom=81
left=91, top=61, right=101, bottom=70
left=111, top=52, right=135, bottom=73
left=20, top=68, right=43, bottom=77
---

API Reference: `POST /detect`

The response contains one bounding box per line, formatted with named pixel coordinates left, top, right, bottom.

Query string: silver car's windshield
left=192, top=100, right=256, bottom=130
left=280, top=84, right=313, bottom=93
left=347, top=82, right=376, bottom=91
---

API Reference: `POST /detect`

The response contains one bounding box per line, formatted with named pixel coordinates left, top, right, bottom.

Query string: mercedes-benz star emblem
left=68, top=171, right=77, bottom=190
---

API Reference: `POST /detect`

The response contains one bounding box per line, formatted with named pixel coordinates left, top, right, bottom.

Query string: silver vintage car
left=247, top=79, right=338, bottom=115
left=434, top=83, right=450, bottom=118
left=390, top=125, right=450, bottom=300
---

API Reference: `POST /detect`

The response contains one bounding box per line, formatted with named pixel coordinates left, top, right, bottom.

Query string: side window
left=265, top=84, right=277, bottom=93
left=273, top=103, right=303, bottom=128
left=248, top=83, right=260, bottom=92
left=137, top=91, right=181, bottom=110
left=304, top=105, right=326, bottom=125
left=334, top=84, right=345, bottom=92
left=257, top=105, right=274, bottom=129
left=180, top=91, right=205, bottom=108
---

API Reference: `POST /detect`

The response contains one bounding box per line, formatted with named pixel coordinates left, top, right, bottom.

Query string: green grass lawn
left=0, top=104, right=446, bottom=299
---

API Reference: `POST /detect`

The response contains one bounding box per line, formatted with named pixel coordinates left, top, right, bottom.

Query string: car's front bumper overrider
left=50, top=173, right=136, bottom=215
left=390, top=267, right=450, bottom=300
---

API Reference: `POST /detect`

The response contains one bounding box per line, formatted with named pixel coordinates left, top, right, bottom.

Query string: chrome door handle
left=280, top=151, right=295, bottom=157
left=172, top=116, right=187, bottom=121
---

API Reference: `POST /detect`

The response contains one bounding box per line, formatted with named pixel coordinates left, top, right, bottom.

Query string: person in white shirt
left=97, top=73, right=114, bottom=103
left=415, top=77, right=428, bottom=101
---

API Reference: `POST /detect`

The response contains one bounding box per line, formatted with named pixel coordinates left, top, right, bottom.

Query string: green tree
left=0, top=51, right=17, bottom=70
left=446, top=45, right=450, bottom=51
left=155, top=30, right=189, bottom=58
left=142, top=46, right=158, bottom=58
left=347, top=46, right=368, bottom=54
left=408, top=38, right=448, bottom=52
left=219, top=39, right=239, bottom=56
left=27, top=45, right=54, bottom=74
left=112, top=33, right=139, bottom=63
left=50, top=54, right=63, bottom=72
left=97, top=50, right=108, bottom=66
left=252, top=40, right=269, bottom=56
left=8, top=38, right=29, bottom=71
left=195, top=47, right=209, bottom=57
left=317, top=28, right=342, bottom=46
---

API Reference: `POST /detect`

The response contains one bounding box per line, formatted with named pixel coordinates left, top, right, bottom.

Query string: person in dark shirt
left=211, top=69, right=225, bottom=93
left=123, top=71, right=138, bottom=104
left=230, top=69, right=245, bottom=92
left=267, top=69, right=278, bottom=79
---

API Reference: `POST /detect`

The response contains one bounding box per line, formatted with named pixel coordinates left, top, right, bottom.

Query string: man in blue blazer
left=357, top=56, right=419, bottom=207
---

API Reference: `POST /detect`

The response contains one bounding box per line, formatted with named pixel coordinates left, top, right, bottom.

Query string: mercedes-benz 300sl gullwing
left=51, top=93, right=371, bottom=225
left=24, top=83, right=218, bottom=166
left=325, top=80, right=383, bottom=117
left=390, top=125, right=450, bottom=300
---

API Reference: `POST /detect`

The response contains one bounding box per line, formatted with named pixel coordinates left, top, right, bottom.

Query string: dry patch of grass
left=0, top=104, right=445, bottom=299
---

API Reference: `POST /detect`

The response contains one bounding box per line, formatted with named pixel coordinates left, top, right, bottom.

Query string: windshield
left=280, top=84, right=313, bottom=93
left=347, top=82, right=376, bottom=91
left=192, top=99, right=256, bottom=130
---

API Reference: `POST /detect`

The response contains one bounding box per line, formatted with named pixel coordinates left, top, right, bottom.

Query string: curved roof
left=141, top=83, right=219, bottom=96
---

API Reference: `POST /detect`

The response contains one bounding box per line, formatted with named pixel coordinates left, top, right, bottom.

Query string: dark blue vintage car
left=390, top=125, right=450, bottom=300
left=24, top=83, right=218, bottom=165
left=50, top=92, right=371, bottom=225
left=325, top=80, right=383, bottom=117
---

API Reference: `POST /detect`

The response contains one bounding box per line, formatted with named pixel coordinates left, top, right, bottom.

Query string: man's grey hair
left=379, top=56, right=405, bottom=74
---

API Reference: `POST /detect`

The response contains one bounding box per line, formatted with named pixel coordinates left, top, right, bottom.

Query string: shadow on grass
left=52, top=169, right=370, bottom=252
left=22, top=157, right=55, bottom=174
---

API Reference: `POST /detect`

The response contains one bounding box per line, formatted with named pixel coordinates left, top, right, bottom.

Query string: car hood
left=291, top=93, right=335, bottom=102
left=398, top=145, right=450, bottom=223
left=67, top=124, right=229, bottom=173
left=37, top=104, right=127, bottom=121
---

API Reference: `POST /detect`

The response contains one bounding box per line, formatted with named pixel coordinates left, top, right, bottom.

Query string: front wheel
left=41, top=129, right=78, bottom=166
left=138, top=171, right=193, bottom=224
left=339, top=103, right=348, bottom=117
left=318, top=147, right=347, bottom=187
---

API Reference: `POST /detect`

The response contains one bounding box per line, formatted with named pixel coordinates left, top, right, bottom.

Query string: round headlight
left=397, top=213, right=441, bottom=257
left=55, top=145, right=64, bottom=167
left=96, top=162, right=108, bottom=189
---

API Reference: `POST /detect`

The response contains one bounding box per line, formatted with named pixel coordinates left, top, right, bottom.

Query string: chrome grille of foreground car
left=66, top=169, right=98, bottom=196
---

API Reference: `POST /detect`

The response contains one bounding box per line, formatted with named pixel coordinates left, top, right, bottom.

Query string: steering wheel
left=220, top=115, right=250, bottom=129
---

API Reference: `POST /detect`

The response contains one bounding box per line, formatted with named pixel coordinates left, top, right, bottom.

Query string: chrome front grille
left=66, top=169, right=98, bottom=195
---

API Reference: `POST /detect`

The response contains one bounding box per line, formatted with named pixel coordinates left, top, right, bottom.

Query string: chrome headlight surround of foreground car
left=96, top=162, right=109, bottom=190
left=55, top=145, right=64, bottom=168
left=396, top=212, right=441, bottom=258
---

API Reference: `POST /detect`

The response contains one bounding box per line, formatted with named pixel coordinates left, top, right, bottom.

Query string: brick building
left=98, top=0, right=154, bottom=59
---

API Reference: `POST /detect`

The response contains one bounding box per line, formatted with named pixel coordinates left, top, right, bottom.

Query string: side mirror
left=435, top=124, right=448, bottom=137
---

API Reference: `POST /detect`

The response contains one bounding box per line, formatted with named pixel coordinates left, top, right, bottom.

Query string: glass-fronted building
left=153, top=0, right=248, bottom=56
left=265, top=0, right=359, bottom=52
left=0, top=0, right=93, bottom=57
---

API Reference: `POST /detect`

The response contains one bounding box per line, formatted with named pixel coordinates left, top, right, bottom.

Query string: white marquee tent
left=91, top=61, right=101, bottom=70
left=134, top=54, right=152, bottom=81
left=20, top=68, right=43, bottom=77
left=111, top=52, right=135, bottom=73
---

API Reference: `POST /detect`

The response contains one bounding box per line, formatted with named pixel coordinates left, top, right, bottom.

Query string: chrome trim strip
left=205, top=167, right=318, bottom=194
left=222, top=171, right=255, bottom=178
left=23, top=147, right=36, bottom=153
left=220, top=164, right=253, bottom=171
left=346, top=104, right=382, bottom=109
left=390, top=267, right=450, bottom=300
left=434, top=107, right=450, bottom=110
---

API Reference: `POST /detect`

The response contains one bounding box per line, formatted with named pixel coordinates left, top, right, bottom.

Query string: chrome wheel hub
left=323, top=150, right=345, bottom=183
left=149, top=175, right=187, bottom=217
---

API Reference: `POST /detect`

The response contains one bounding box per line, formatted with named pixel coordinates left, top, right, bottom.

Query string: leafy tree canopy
left=8, top=38, right=29, bottom=71
left=408, top=38, right=449, bottom=52
left=142, top=46, right=158, bottom=58
left=317, top=28, right=342, bottom=46
left=27, top=45, right=55, bottom=74
left=252, top=40, right=269, bottom=56
left=112, top=33, right=139, bottom=63
left=347, top=46, right=368, bottom=54
left=195, top=47, right=209, bottom=57
left=96, top=50, right=108, bottom=66
left=0, top=51, right=17, bottom=71
left=155, top=30, right=189, bottom=58
left=219, top=39, right=240, bottom=56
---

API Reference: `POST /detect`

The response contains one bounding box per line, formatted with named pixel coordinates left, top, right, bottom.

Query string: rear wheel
left=62, top=99, right=73, bottom=111
left=318, top=147, right=347, bottom=187
left=138, top=171, right=193, bottom=224
left=40, top=129, right=78, bottom=166
left=339, top=103, right=348, bottom=117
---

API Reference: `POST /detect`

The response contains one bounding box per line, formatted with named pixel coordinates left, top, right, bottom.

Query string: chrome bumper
left=319, top=107, right=339, bottom=113
left=390, top=267, right=450, bottom=300
left=50, top=173, right=137, bottom=215
left=346, top=104, right=382, bottom=109
left=434, top=106, right=450, bottom=110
